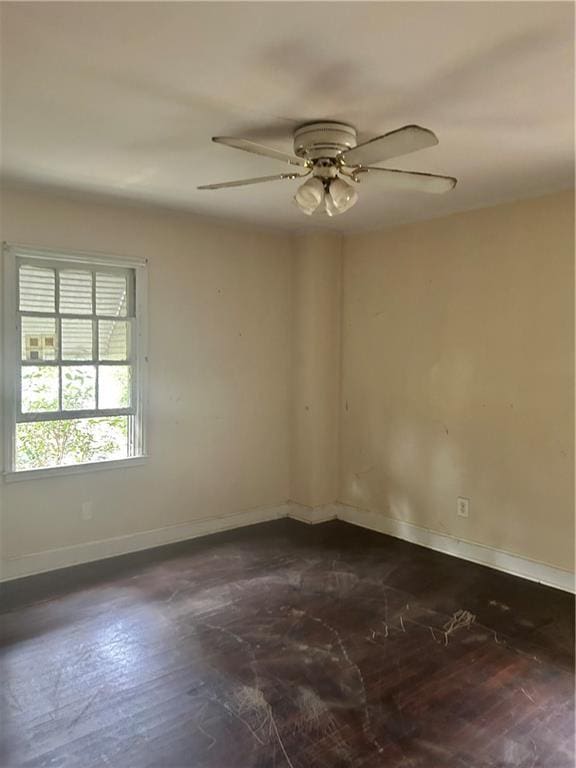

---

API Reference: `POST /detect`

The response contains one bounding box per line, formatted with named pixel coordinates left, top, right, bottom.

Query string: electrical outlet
left=81, top=501, right=93, bottom=521
left=457, top=497, right=470, bottom=518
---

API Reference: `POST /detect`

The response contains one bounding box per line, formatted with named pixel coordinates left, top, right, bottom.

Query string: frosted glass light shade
left=294, top=177, right=325, bottom=215
left=326, top=177, right=358, bottom=215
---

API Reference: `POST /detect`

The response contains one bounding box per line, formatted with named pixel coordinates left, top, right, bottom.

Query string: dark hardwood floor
left=1, top=519, right=574, bottom=768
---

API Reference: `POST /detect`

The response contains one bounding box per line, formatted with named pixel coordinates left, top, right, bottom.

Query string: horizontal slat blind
left=60, top=270, right=93, bottom=314
left=19, top=265, right=56, bottom=312
left=96, top=272, right=128, bottom=316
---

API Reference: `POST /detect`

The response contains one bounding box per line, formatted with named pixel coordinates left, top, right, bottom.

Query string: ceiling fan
left=198, top=122, right=457, bottom=216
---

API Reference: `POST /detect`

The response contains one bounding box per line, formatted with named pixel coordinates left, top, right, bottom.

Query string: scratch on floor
left=201, top=621, right=272, bottom=747
left=76, top=644, right=96, bottom=664
left=489, top=600, right=511, bottom=612
left=521, top=687, right=536, bottom=704
left=442, top=609, right=476, bottom=644
left=309, top=612, right=384, bottom=754
left=196, top=721, right=216, bottom=750
left=270, top=710, right=295, bottom=768
left=195, top=702, right=217, bottom=750
left=233, top=685, right=270, bottom=736
left=5, top=685, right=23, bottom=713
left=68, top=689, right=103, bottom=727
left=296, top=686, right=337, bottom=735
left=219, top=696, right=266, bottom=745
left=202, top=620, right=251, bottom=653
left=232, top=684, right=299, bottom=765
left=50, top=664, right=66, bottom=718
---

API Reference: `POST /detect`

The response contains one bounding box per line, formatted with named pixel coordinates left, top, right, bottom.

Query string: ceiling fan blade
left=341, top=125, right=439, bottom=168
left=356, top=167, right=457, bottom=194
left=198, top=172, right=307, bottom=190
left=212, top=137, right=307, bottom=167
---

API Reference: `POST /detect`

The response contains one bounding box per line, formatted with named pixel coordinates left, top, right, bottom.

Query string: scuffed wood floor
left=1, top=519, right=574, bottom=767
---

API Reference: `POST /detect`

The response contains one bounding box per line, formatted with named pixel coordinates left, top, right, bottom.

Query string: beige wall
left=290, top=234, right=342, bottom=508
left=1, top=186, right=573, bottom=578
left=0, top=187, right=293, bottom=561
left=341, top=191, right=574, bottom=571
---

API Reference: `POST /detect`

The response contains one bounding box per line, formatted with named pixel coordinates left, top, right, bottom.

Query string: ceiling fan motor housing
left=294, top=122, right=357, bottom=161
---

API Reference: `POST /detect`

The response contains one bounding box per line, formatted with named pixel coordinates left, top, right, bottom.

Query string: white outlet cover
left=457, top=497, right=470, bottom=518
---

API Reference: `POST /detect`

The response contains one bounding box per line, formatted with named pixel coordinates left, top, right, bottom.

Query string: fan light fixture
left=199, top=121, right=457, bottom=217
left=293, top=176, right=359, bottom=217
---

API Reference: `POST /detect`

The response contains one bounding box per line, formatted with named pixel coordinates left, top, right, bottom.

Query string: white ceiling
left=1, top=2, right=573, bottom=233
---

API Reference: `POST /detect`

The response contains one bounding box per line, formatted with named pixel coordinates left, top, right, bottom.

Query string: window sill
left=3, top=455, right=149, bottom=483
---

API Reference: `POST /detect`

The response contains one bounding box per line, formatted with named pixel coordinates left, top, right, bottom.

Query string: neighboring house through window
left=2, top=243, right=147, bottom=477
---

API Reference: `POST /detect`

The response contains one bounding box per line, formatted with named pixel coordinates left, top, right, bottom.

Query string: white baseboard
left=0, top=502, right=291, bottom=582
left=336, top=503, right=575, bottom=594
left=286, top=502, right=338, bottom=525
left=2, top=500, right=573, bottom=594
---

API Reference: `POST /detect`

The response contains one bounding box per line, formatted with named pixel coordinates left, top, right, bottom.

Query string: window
left=3, top=244, right=147, bottom=477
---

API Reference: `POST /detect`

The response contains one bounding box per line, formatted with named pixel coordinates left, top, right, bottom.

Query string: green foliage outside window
left=16, top=367, right=129, bottom=470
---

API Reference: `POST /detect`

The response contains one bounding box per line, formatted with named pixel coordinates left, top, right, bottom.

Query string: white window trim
left=2, top=242, right=149, bottom=481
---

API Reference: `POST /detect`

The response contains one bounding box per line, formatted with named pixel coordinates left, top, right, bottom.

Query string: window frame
left=3, top=242, right=148, bottom=481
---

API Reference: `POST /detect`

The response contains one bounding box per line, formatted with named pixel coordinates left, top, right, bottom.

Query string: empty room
left=0, top=2, right=574, bottom=767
